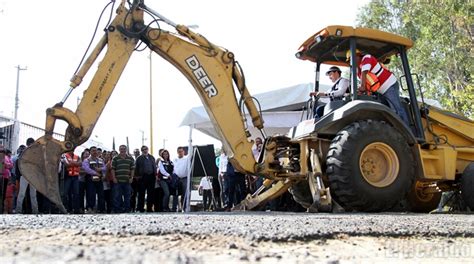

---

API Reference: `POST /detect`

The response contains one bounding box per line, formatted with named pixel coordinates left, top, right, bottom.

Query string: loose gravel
left=0, top=212, right=473, bottom=263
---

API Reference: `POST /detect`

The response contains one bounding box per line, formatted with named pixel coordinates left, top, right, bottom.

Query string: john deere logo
left=185, top=55, right=218, bottom=98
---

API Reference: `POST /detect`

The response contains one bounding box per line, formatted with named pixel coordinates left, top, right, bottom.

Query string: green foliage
left=357, top=0, right=473, bottom=119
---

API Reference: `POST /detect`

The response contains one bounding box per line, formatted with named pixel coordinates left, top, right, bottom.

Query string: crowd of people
left=60, top=144, right=192, bottom=214
left=0, top=136, right=300, bottom=214
left=0, top=137, right=190, bottom=214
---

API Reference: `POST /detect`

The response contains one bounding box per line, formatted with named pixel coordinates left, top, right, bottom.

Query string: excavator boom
left=19, top=0, right=272, bottom=212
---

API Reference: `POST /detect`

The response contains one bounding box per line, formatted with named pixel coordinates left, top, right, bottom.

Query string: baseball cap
left=325, top=66, right=342, bottom=76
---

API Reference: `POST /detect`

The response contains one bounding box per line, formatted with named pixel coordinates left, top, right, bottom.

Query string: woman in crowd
left=0, top=147, right=13, bottom=213
left=78, top=149, right=90, bottom=213
left=103, top=151, right=115, bottom=213
left=157, top=149, right=174, bottom=212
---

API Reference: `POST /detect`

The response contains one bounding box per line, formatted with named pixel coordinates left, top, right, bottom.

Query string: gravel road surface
left=0, top=212, right=473, bottom=263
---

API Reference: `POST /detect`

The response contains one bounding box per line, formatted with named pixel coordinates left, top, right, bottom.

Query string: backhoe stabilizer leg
left=307, top=172, right=333, bottom=212
left=233, top=179, right=294, bottom=211
left=18, top=136, right=67, bottom=213
left=307, top=149, right=334, bottom=212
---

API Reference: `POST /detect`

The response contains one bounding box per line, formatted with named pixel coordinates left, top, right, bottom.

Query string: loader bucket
left=18, top=136, right=67, bottom=213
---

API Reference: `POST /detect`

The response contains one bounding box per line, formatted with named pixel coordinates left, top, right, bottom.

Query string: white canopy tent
left=180, top=82, right=331, bottom=140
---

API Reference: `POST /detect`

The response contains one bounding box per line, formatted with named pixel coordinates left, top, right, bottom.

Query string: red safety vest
left=65, top=153, right=80, bottom=177
left=358, top=55, right=394, bottom=94
left=365, top=72, right=381, bottom=93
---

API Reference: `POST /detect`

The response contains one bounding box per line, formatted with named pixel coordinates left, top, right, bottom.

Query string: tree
left=357, top=0, right=473, bottom=118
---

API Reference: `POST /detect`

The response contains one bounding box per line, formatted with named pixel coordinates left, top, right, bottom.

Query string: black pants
left=202, top=189, right=212, bottom=211
left=161, top=181, right=171, bottom=211
left=104, top=183, right=114, bottom=213
left=227, top=172, right=247, bottom=209
left=0, top=178, right=8, bottom=213
left=130, top=178, right=140, bottom=212
left=178, top=177, right=188, bottom=211
left=78, top=180, right=86, bottom=212
left=37, top=192, right=51, bottom=213
left=63, top=176, right=80, bottom=213
left=211, top=177, right=222, bottom=209
left=137, top=174, right=155, bottom=212
left=314, top=105, right=325, bottom=118
left=154, top=185, right=163, bottom=212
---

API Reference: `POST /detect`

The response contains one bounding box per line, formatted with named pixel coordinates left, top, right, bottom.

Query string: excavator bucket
left=18, top=136, right=67, bottom=213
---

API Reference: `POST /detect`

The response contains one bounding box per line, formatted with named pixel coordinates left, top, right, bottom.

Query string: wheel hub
left=359, top=142, right=399, bottom=188
left=414, top=181, right=434, bottom=202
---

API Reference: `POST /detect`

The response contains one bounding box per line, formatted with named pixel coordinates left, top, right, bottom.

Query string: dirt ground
left=0, top=213, right=473, bottom=263
left=1, top=229, right=472, bottom=263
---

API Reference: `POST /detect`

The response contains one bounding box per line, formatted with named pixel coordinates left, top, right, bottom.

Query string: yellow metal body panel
left=423, top=106, right=474, bottom=143
left=74, top=22, right=138, bottom=145
left=300, top=25, right=413, bottom=52
left=418, top=105, right=474, bottom=180
left=419, top=146, right=458, bottom=180
left=296, top=25, right=413, bottom=64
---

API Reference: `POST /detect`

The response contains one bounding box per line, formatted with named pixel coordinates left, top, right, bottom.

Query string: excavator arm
left=19, top=0, right=281, bottom=212
left=142, top=23, right=263, bottom=174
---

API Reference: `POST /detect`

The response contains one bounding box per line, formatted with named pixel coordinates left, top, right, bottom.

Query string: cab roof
left=296, top=25, right=413, bottom=66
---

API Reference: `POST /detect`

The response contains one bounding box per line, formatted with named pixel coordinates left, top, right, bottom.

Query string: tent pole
left=185, top=125, right=194, bottom=212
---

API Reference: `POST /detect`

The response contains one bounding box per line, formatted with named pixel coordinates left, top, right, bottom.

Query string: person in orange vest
left=347, top=49, right=410, bottom=126
left=63, top=151, right=82, bottom=214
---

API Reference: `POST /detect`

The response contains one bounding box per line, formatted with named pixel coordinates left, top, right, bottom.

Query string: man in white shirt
left=218, top=150, right=228, bottom=207
left=317, top=66, right=350, bottom=99
left=173, top=146, right=189, bottom=211
left=310, top=66, right=350, bottom=118
left=218, top=150, right=228, bottom=176
left=198, top=176, right=213, bottom=211
left=15, top=138, right=39, bottom=214
left=252, top=137, right=263, bottom=161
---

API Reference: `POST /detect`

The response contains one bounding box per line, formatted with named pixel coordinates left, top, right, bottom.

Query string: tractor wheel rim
left=414, top=181, right=434, bottom=202
left=359, top=142, right=399, bottom=188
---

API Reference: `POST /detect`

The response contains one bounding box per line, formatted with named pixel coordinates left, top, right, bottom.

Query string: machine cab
left=294, top=25, right=425, bottom=141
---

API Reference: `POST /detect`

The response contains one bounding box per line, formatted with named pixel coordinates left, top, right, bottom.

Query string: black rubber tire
left=326, top=120, right=415, bottom=212
left=460, top=163, right=474, bottom=210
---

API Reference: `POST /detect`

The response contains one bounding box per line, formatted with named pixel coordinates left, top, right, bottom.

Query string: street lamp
left=187, top=24, right=199, bottom=29
left=147, top=23, right=199, bottom=212
left=149, top=50, right=154, bottom=155
left=148, top=24, right=198, bottom=156
left=13, top=65, right=27, bottom=151
left=139, top=129, right=146, bottom=146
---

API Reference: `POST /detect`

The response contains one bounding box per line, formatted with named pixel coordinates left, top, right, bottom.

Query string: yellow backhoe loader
left=19, top=1, right=473, bottom=213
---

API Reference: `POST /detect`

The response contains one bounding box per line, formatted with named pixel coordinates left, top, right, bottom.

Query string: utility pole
left=139, top=130, right=145, bottom=146
left=149, top=50, right=154, bottom=156
left=13, top=65, right=27, bottom=150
